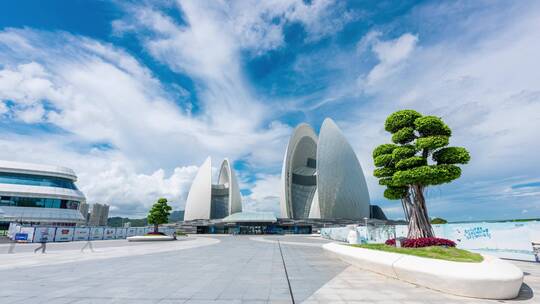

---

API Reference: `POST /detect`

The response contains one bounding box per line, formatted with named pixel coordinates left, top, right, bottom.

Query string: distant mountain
left=107, top=210, right=183, bottom=227
left=107, top=217, right=147, bottom=227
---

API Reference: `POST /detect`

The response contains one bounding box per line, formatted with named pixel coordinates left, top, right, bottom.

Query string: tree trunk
left=154, top=224, right=159, bottom=233
left=401, top=193, right=413, bottom=221
left=407, top=184, right=435, bottom=239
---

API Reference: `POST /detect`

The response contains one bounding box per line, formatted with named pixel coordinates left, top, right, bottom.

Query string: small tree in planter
left=147, top=198, right=172, bottom=233
left=373, top=110, right=470, bottom=239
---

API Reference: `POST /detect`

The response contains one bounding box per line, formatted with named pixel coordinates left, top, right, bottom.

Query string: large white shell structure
left=279, top=118, right=371, bottom=220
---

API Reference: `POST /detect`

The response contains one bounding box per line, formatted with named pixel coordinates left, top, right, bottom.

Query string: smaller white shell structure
left=184, top=157, right=242, bottom=221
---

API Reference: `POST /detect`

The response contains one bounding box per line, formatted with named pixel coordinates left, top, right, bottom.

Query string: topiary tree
left=147, top=198, right=172, bottom=233
left=373, top=110, right=470, bottom=239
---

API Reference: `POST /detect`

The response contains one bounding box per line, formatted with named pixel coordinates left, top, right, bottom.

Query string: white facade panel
left=184, top=157, right=213, bottom=220
left=279, top=123, right=318, bottom=219
left=317, top=118, right=370, bottom=219
left=0, top=183, right=86, bottom=202
left=0, top=160, right=77, bottom=180
left=218, top=159, right=242, bottom=215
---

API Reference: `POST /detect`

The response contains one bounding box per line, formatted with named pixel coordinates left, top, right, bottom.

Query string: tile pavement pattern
left=0, top=235, right=537, bottom=303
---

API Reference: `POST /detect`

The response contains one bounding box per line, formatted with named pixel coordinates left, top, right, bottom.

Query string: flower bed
left=351, top=243, right=483, bottom=263
left=385, top=237, right=456, bottom=248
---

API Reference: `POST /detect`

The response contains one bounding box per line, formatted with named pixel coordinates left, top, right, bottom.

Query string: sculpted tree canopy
left=147, top=198, right=172, bottom=233
left=372, top=110, right=470, bottom=238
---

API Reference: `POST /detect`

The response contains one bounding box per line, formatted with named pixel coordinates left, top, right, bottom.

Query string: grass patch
left=349, top=243, right=483, bottom=263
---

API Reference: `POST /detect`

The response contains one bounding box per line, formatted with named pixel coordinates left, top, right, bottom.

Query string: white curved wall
left=218, top=158, right=242, bottom=215
left=279, top=123, right=318, bottom=218
left=0, top=160, right=78, bottom=181
left=317, top=118, right=370, bottom=219
left=184, top=157, right=212, bottom=220
left=0, top=184, right=85, bottom=202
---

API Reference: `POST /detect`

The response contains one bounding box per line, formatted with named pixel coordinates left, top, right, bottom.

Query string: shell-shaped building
left=280, top=118, right=371, bottom=220
left=184, top=157, right=242, bottom=221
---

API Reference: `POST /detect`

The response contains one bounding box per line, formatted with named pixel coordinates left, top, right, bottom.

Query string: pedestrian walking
left=81, top=239, right=95, bottom=252
left=8, top=239, right=16, bottom=254
left=34, top=230, right=48, bottom=254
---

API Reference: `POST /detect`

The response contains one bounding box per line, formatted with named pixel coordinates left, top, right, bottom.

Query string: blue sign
left=14, top=233, right=28, bottom=241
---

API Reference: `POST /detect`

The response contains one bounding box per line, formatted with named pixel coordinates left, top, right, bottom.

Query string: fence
left=7, top=223, right=176, bottom=243
left=321, top=221, right=540, bottom=262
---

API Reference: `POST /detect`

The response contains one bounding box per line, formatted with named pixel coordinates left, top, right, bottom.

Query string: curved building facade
left=184, top=157, right=242, bottom=221
left=280, top=118, right=371, bottom=220
left=0, top=160, right=86, bottom=226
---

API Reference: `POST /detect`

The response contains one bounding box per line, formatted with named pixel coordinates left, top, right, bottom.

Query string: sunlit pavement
left=0, top=235, right=537, bottom=303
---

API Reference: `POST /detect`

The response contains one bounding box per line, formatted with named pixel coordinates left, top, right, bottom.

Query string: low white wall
left=323, top=242, right=524, bottom=300
left=321, top=221, right=540, bottom=261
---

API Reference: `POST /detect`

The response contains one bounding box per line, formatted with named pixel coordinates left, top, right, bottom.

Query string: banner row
left=8, top=224, right=176, bottom=243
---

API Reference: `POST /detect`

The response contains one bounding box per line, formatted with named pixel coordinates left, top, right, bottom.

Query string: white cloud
left=358, top=32, right=419, bottom=87
left=0, top=28, right=291, bottom=215
left=243, top=173, right=281, bottom=215
left=342, top=1, right=540, bottom=220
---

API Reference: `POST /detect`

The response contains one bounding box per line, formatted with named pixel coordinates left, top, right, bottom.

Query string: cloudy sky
left=0, top=0, right=539, bottom=221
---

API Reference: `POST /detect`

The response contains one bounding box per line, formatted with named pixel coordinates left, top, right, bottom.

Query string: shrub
left=385, top=237, right=456, bottom=248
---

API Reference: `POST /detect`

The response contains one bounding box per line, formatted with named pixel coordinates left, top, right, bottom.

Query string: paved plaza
left=0, top=235, right=537, bottom=303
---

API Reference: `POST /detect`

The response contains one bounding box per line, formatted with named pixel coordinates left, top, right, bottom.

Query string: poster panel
left=73, top=227, right=90, bottom=241
left=136, top=227, right=146, bottom=236
left=8, top=223, right=21, bottom=239
left=126, top=227, right=137, bottom=237
left=115, top=228, right=127, bottom=239
left=33, top=227, right=56, bottom=243
left=54, top=227, right=74, bottom=242
left=103, top=227, right=116, bottom=240
left=441, top=222, right=537, bottom=261
left=16, top=227, right=34, bottom=242
left=90, top=227, right=104, bottom=240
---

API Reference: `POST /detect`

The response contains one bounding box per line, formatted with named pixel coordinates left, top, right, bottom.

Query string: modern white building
left=184, top=157, right=242, bottom=221
left=280, top=118, right=371, bottom=220
left=0, top=160, right=86, bottom=227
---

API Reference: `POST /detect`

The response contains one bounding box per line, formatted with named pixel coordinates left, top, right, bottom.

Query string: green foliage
left=393, top=164, right=461, bottom=186
left=395, top=156, right=426, bottom=170
left=350, top=244, right=483, bottom=263
left=374, top=167, right=395, bottom=178
left=392, top=127, right=416, bottom=144
left=385, top=110, right=422, bottom=133
left=374, top=154, right=393, bottom=167
left=373, top=144, right=398, bottom=159
left=378, top=177, right=394, bottom=186
left=147, top=198, right=172, bottom=227
left=392, top=145, right=416, bottom=161
left=384, top=186, right=408, bottom=200
left=433, top=147, right=471, bottom=164
left=431, top=217, right=448, bottom=224
left=416, top=135, right=449, bottom=150
left=414, top=116, right=451, bottom=136
left=372, top=109, right=470, bottom=212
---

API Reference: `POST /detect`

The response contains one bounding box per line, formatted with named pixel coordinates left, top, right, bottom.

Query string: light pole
left=363, top=217, right=368, bottom=243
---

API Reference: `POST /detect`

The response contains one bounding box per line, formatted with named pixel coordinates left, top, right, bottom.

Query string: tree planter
left=127, top=235, right=175, bottom=242
left=323, top=242, right=523, bottom=300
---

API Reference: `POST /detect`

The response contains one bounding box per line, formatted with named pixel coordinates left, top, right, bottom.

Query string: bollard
left=532, top=242, right=540, bottom=262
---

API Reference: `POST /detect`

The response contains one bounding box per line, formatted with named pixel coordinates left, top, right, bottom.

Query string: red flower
left=385, top=237, right=456, bottom=248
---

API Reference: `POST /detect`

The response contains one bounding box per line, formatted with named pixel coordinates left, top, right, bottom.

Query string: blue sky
left=0, top=0, right=539, bottom=220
